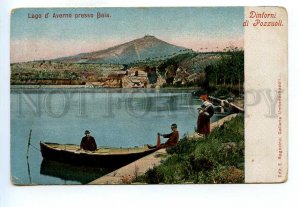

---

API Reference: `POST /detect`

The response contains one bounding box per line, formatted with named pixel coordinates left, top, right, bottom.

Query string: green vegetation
left=135, top=115, right=244, bottom=184
left=204, top=48, right=244, bottom=94
left=209, top=49, right=244, bottom=86
left=191, top=48, right=244, bottom=97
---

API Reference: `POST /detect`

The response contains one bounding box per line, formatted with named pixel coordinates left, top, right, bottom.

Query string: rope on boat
left=29, top=143, right=40, bottom=152
left=26, top=129, right=32, bottom=158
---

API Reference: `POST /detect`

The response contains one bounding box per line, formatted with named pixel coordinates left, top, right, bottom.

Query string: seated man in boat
left=147, top=123, right=179, bottom=149
left=80, top=130, right=97, bottom=151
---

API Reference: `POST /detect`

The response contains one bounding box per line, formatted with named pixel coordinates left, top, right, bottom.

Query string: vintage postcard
left=10, top=7, right=287, bottom=185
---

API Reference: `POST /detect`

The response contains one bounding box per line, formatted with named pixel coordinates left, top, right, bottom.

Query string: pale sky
left=11, top=7, right=244, bottom=63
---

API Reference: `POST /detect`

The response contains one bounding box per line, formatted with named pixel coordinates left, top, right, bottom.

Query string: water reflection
left=40, top=159, right=116, bottom=184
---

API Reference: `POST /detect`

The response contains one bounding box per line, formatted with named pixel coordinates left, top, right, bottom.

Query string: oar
left=156, top=133, right=161, bottom=148
left=26, top=129, right=32, bottom=159
left=26, top=157, right=32, bottom=184
left=26, top=129, right=32, bottom=184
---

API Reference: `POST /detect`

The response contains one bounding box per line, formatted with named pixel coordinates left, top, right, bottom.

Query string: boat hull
left=40, top=142, right=157, bottom=168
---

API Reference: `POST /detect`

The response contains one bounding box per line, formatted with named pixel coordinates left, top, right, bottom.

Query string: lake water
left=11, top=88, right=226, bottom=185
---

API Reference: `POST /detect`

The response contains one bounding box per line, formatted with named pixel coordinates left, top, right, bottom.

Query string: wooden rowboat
left=40, top=142, right=157, bottom=168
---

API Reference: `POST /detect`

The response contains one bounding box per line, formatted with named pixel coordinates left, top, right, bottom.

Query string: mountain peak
left=137, top=35, right=161, bottom=43
left=142, top=35, right=156, bottom=39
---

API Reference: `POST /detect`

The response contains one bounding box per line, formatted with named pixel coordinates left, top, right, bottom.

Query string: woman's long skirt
left=197, top=113, right=210, bottom=135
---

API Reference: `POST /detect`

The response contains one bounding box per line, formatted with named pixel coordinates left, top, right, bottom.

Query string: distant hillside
left=158, top=52, right=222, bottom=73
left=54, top=35, right=189, bottom=64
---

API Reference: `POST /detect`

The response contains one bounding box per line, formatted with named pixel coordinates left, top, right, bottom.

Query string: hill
left=55, top=35, right=189, bottom=64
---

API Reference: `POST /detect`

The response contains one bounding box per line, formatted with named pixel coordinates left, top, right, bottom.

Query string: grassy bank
left=135, top=114, right=244, bottom=184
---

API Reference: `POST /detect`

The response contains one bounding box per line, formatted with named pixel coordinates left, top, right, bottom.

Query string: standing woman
left=197, top=95, right=214, bottom=135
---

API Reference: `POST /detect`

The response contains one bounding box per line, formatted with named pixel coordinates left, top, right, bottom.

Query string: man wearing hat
left=80, top=130, right=97, bottom=151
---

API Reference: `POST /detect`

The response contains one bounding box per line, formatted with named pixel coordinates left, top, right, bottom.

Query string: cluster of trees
left=203, top=48, right=244, bottom=90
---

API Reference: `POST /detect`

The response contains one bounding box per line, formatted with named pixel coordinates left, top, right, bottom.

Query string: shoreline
left=10, top=85, right=201, bottom=90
